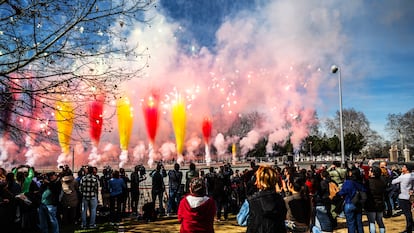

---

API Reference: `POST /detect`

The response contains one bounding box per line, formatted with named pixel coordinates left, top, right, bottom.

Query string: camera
left=135, top=165, right=146, bottom=177
left=37, top=173, right=48, bottom=183
left=102, top=165, right=113, bottom=179
left=59, top=164, right=70, bottom=171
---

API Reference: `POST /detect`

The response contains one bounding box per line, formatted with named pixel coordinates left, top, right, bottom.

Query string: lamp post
left=398, top=129, right=404, bottom=151
left=331, top=65, right=345, bottom=167
left=308, top=141, right=313, bottom=161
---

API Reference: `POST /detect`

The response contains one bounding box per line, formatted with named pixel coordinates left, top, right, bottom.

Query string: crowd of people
left=233, top=160, right=413, bottom=233
left=0, top=159, right=412, bottom=233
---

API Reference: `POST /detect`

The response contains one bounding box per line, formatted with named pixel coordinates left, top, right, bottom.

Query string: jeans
left=81, top=197, right=98, bottom=227
left=167, top=189, right=180, bottom=214
left=384, top=193, right=393, bottom=213
left=344, top=203, right=364, bottom=233
left=315, top=205, right=334, bottom=232
left=366, top=211, right=385, bottom=233
left=38, top=204, right=59, bottom=233
left=400, top=199, right=413, bottom=232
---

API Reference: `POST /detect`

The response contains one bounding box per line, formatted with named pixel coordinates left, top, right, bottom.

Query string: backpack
left=328, top=180, right=344, bottom=215
left=328, top=181, right=339, bottom=200
left=351, top=190, right=367, bottom=207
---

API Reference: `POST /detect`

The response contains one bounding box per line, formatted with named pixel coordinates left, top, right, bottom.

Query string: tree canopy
left=0, top=0, right=155, bottom=145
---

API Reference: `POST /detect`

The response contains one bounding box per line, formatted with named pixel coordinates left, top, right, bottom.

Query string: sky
left=150, top=0, right=414, bottom=139
left=111, top=0, right=414, bottom=166
left=2, top=0, right=414, bottom=168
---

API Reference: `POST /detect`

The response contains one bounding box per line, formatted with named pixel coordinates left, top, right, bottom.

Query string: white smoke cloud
left=132, top=141, right=146, bottom=162
left=240, top=130, right=261, bottom=155
left=214, top=133, right=226, bottom=156
left=159, top=141, right=176, bottom=161
left=119, top=150, right=128, bottom=168
left=88, top=146, right=101, bottom=167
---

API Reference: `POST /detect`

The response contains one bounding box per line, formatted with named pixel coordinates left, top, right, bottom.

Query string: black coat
left=365, top=177, right=386, bottom=212
left=247, top=190, right=287, bottom=233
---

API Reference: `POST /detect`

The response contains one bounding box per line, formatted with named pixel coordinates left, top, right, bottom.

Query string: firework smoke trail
left=118, top=150, right=128, bottom=168
left=88, top=95, right=105, bottom=166
left=202, top=117, right=212, bottom=166
left=147, top=143, right=154, bottom=168
left=117, top=97, right=133, bottom=168
left=214, top=133, right=226, bottom=159
left=232, top=143, right=237, bottom=165
left=55, top=99, right=74, bottom=167
left=205, top=145, right=211, bottom=166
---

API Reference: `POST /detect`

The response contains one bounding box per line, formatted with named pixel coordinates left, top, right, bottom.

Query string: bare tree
left=325, top=108, right=382, bottom=156
left=386, top=108, right=414, bottom=150
left=0, top=0, right=155, bottom=146
left=325, top=108, right=372, bottom=137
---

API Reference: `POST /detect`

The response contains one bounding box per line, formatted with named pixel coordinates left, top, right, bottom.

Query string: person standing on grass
left=178, top=177, right=216, bottom=233
left=109, top=170, right=127, bottom=224
left=119, top=168, right=130, bottom=215
left=391, top=163, right=414, bottom=233
left=79, top=166, right=99, bottom=229
left=338, top=167, right=366, bottom=233
left=130, top=165, right=146, bottom=216
left=60, top=168, right=79, bottom=226
left=150, top=162, right=167, bottom=215
left=365, top=166, right=386, bottom=233
left=167, top=163, right=183, bottom=216
left=313, top=170, right=336, bottom=233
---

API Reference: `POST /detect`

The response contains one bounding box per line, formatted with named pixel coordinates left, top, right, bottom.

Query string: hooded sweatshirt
left=178, top=194, right=216, bottom=233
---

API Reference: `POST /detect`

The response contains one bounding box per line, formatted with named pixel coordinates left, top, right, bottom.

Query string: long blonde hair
left=255, top=165, right=278, bottom=191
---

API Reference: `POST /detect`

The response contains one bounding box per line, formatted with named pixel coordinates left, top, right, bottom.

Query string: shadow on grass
left=62, top=213, right=406, bottom=233
left=62, top=214, right=246, bottom=233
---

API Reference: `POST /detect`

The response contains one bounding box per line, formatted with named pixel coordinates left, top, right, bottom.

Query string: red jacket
left=178, top=194, right=216, bottom=233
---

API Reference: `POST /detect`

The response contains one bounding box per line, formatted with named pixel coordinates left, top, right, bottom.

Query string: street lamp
left=331, top=65, right=345, bottom=167
left=308, top=141, right=313, bottom=161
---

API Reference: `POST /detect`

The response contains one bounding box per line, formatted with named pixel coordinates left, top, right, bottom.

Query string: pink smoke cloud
left=12, top=2, right=349, bottom=169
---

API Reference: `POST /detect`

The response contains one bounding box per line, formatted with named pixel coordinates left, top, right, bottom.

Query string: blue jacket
left=338, top=179, right=366, bottom=204
left=109, top=178, right=126, bottom=197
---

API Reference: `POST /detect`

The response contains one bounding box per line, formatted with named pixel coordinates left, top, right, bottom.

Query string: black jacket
left=247, top=190, right=287, bottom=233
left=150, top=169, right=167, bottom=193
left=365, top=177, right=386, bottom=212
